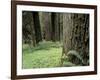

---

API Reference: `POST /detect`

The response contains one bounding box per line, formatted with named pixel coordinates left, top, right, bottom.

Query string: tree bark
left=51, top=13, right=62, bottom=41
left=39, top=12, right=52, bottom=41
left=32, top=12, right=42, bottom=44
left=61, top=13, right=89, bottom=66
left=22, top=11, right=36, bottom=46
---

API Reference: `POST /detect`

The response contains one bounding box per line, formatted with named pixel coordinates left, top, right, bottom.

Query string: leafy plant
left=67, top=50, right=87, bottom=66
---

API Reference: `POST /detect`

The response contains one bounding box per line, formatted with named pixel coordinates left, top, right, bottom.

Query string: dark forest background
left=22, top=11, right=89, bottom=69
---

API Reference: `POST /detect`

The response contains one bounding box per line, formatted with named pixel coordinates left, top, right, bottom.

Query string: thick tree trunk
left=71, top=14, right=89, bottom=65
left=61, top=13, right=89, bottom=66
left=22, top=12, right=36, bottom=47
left=39, top=12, right=63, bottom=42
left=59, top=13, right=63, bottom=42
left=54, top=13, right=60, bottom=41
left=44, top=13, right=52, bottom=41
left=51, top=13, right=55, bottom=41
left=32, top=12, right=42, bottom=44
left=62, top=13, right=73, bottom=55
left=51, top=13, right=62, bottom=41
left=39, top=12, right=52, bottom=41
left=29, top=12, right=36, bottom=46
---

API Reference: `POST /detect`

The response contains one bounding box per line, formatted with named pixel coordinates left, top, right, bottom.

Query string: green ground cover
left=22, top=41, right=62, bottom=69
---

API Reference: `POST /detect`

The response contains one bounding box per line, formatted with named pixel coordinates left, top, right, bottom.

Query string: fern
left=67, top=50, right=84, bottom=65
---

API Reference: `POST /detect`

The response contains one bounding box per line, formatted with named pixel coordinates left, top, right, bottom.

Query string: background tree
left=39, top=12, right=52, bottom=41
left=32, top=12, right=42, bottom=44
left=51, top=13, right=60, bottom=41
left=22, top=11, right=36, bottom=47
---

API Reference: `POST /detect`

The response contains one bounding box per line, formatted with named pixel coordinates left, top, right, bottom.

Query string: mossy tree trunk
left=61, top=13, right=89, bottom=66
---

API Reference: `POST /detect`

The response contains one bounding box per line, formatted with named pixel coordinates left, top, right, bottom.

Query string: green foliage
left=22, top=41, right=62, bottom=69
left=67, top=50, right=85, bottom=66
left=61, top=54, right=76, bottom=67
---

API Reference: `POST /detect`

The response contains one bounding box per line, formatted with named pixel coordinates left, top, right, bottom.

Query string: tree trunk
left=62, top=13, right=73, bottom=55
left=22, top=11, right=36, bottom=47
left=39, top=12, right=52, bottom=41
left=51, top=13, right=62, bottom=41
left=59, top=13, right=63, bottom=42
left=32, top=12, right=42, bottom=44
left=29, top=12, right=36, bottom=46
left=61, top=13, right=89, bottom=66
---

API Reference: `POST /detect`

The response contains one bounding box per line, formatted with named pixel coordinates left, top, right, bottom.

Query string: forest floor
left=22, top=41, right=62, bottom=69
